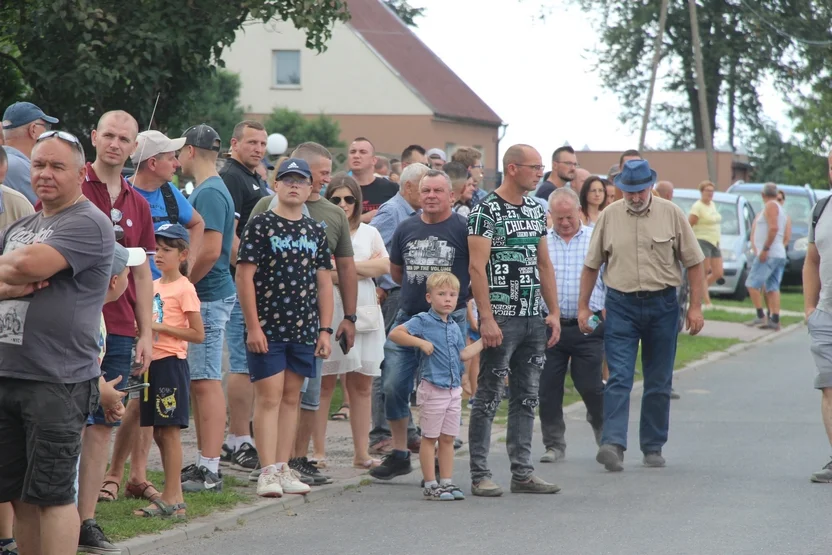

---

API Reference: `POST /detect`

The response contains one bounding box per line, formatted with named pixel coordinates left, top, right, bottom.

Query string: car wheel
left=732, top=267, right=749, bottom=301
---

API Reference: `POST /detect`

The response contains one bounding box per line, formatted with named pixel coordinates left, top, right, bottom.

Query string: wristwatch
left=762, top=246, right=770, bottom=252
left=318, top=327, right=334, bottom=335
left=343, top=314, right=357, bottom=323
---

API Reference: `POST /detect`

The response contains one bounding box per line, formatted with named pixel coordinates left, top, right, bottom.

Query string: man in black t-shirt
left=219, top=120, right=269, bottom=470
left=369, top=169, right=471, bottom=480
left=348, top=137, right=398, bottom=223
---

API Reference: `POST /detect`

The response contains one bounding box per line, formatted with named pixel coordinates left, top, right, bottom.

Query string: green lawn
left=715, top=287, right=804, bottom=314
left=705, top=309, right=802, bottom=327
left=97, top=470, right=249, bottom=542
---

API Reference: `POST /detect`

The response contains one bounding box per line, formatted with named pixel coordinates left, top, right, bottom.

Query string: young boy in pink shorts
left=389, top=272, right=482, bottom=501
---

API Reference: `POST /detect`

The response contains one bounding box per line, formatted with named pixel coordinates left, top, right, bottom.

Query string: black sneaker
left=220, top=443, right=234, bottom=466
left=230, top=442, right=260, bottom=471
left=180, top=463, right=200, bottom=482
left=181, top=465, right=223, bottom=493
left=289, top=457, right=332, bottom=485
left=369, top=453, right=412, bottom=480
left=78, top=519, right=120, bottom=555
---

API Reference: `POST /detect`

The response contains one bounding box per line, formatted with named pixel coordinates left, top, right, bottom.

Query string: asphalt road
left=161, top=330, right=832, bottom=555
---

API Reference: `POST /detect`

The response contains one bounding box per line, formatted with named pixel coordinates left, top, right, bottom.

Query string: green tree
left=264, top=107, right=345, bottom=149
left=749, top=123, right=828, bottom=188
left=0, top=0, right=349, bottom=151
left=165, top=70, right=244, bottom=148
left=575, top=1, right=832, bottom=149
left=385, top=1, right=425, bottom=27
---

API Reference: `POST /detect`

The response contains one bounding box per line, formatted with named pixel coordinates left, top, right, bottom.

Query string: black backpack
left=812, top=196, right=832, bottom=236
left=151, top=182, right=180, bottom=225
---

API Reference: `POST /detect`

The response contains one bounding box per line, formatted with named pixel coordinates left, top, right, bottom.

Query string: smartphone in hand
left=337, top=333, right=349, bottom=355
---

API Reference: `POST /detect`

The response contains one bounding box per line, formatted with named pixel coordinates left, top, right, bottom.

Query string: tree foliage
left=384, top=1, right=425, bottom=27
left=575, top=0, right=832, bottom=150
left=0, top=0, right=349, bottom=150
left=165, top=70, right=245, bottom=149
left=749, top=123, right=828, bottom=188
left=264, top=107, right=345, bottom=149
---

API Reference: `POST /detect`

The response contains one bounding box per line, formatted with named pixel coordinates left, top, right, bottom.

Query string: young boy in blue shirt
left=389, top=272, right=482, bottom=501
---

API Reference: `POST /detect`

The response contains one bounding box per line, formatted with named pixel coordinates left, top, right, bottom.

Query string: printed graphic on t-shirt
left=156, top=387, right=177, bottom=418
left=153, top=293, right=164, bottom=324
left=0, top=301, right=28, bottom=345
left=468, top=194, right=547, bottom=317
left=238, top=212, right=332, bottom=344
left=402, top=236, right=457, bottom=285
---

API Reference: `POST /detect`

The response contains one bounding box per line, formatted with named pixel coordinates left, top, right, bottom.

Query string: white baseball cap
left=426, top=148, right=446, bottom=162
left=131, top=130, right=186, bottom=165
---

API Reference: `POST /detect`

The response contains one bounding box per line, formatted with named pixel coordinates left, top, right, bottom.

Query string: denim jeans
left=602, top=288, right=679, bottom=453
left=225, top=298, right=248, bottom=374
left=539, top=322, right=604, bottom=453
left=90, top=334, right=133, bottom=427
left=383, top=307, right=468, bottom=421
left=469, top=315, right=547, bottom=483
left=189, top=295, right=236, bottom=381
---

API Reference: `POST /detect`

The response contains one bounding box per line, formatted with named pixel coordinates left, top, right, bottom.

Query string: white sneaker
left=257, top=466, right=283, bottom=498
left=278, top=465, right=311, bottom=495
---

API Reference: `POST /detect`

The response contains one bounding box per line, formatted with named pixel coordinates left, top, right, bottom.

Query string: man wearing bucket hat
left=578, top=159, right=705, bottom=471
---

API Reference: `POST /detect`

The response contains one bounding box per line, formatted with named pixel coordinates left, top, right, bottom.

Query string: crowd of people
left=20, top=99, right=821, bottom=555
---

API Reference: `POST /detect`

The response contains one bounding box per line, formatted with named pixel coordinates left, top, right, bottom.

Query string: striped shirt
left=543, top=225, right=605, bottom=318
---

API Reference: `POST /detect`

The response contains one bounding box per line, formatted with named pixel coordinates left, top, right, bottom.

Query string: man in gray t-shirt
left=0, top=131, right=115, bottom=546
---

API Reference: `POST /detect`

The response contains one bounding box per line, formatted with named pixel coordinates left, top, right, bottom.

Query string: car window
left=715, top=201, right=739, bottom=235
left=672, top=197, right=696, bottom=214
left=743, top=204, right=754, bottom=238
left=736, top=190, right=811, bottom=227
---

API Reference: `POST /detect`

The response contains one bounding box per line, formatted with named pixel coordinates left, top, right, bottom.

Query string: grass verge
left=714, top=288, right=804, bottom=313
left=705, top=309, right=802, bottom=327
left=97, top=471, right=249, bottom=543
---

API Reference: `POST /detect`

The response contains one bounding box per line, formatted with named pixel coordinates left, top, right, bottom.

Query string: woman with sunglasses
left=317, top=173, right=389, bottom=469
left=579, top=176, right=609, bottom=227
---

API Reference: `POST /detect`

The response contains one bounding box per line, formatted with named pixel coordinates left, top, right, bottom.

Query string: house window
left=273, top=50, right=300, bottom=87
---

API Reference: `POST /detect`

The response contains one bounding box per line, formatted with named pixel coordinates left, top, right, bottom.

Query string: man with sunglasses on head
left=250, top=142, right=357, bottom=485
left=67, top=110, right=154, bottom=554
left=1, top=101, right=58, bottom=204
left=535, top=145, right=578, bottom=201
left=0, top=130, right=116, bottom=555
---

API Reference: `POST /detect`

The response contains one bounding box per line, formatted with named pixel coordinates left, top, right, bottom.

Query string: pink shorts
left=416, top=380, right=462, bottom=439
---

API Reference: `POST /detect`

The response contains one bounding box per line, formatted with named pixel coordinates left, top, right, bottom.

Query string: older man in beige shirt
left=578, top=159, right=705, bottom=472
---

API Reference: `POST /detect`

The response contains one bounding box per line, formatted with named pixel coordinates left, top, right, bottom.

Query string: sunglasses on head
left=330, top=195, right=356, bottom=206
left=36, top=130, right=85, bottom=155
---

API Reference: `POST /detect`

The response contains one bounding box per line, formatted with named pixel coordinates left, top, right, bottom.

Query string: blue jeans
left=383, top=307, right=468, bottom=421
left=225, top=298, right=248, bottom=374
left=300, top=358, right=323, bottom=410
left=189, top=295, right=236, bottom=381
left=89, top=334, right=133, bottom=427
left=602, top=288, right=679, bottom=453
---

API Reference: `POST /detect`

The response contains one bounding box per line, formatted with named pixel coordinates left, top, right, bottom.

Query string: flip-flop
left=97, top=480, right=120, bottom=503
left=330, top=404, right=350, bottom=421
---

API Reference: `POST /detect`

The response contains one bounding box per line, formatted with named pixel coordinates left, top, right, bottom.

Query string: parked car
left=726, top=183, right=825, bottom=284
left=671, top=189, right=756, bottom=300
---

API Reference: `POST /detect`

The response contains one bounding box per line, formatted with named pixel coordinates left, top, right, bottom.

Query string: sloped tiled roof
left=346, top=0, right=503, bottom=127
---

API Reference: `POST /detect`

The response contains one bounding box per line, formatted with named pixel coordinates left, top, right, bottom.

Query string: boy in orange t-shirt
left=135, top=224, right=204, bottom=519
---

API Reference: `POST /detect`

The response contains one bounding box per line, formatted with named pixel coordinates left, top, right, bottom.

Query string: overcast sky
left=410, top=0, right=791, bottom=163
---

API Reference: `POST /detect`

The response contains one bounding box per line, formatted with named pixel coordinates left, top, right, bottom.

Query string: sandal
left=133, top=499, right=187, bottom=519
left=97, top=480, right=120, bottom=503
left=125, top=481, right=161, bottom=503
left=353, top=458, right=381, bottom=470
left=330, top=404, right=350, bottom=421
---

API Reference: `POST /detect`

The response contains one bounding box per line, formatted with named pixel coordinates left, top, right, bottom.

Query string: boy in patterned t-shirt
left=237, top=158, right=334, bottom=499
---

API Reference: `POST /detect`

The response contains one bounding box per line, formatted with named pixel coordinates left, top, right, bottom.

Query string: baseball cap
left=2, top=102, right=59, bottom=130
left=182, top=124, right=221, bottom=152
left=131, top=130, right=187, bottom=165
left=155, top=223, right=190, bottom=243
left=426, top=148, right=446, bottom=162
left=276, top=158, right=312, bottom=180
left=111, top=244, right=147, bottom=276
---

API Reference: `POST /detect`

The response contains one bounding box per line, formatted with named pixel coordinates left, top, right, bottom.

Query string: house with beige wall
left=222, top=0, right=504, bottom=183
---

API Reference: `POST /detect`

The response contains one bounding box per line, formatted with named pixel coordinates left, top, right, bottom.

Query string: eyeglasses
left=330, top=195, right=356, bottom=206
left=514, top=164, right=546, bottom=171
left=110, top=208, right=125, bottom=241
left=556, top=161, right=578, bottom=168
left=471, top=164, right=484, bottom=169
left=280, top=177, right=311, bottom=187
left=33, top=121, right=52, bottom=132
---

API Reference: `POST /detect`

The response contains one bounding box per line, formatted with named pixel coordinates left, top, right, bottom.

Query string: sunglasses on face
left=330, top=195, right=356, bottom=206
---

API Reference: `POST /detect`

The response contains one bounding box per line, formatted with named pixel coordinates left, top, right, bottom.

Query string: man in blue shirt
left=179, top=123, right=237, bottom=492
left=1, top=101, right=58, bottom=203
left=130, top=130, right=205, bottom=278
left=370, top=169, right=471, bottom=481
left=367, top=162, right=429, bottom=455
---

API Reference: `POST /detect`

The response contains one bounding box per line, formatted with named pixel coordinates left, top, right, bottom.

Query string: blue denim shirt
left=403, top=309, right=465, bottom=389
left=370, top=193, right=417, bottom=291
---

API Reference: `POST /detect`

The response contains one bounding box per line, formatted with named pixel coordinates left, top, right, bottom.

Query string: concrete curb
left=117, top=322, right=803, bottom=554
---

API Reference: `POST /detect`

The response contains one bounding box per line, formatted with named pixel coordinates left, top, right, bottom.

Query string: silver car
left=671, top=190, right=756, bottom=300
